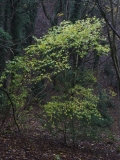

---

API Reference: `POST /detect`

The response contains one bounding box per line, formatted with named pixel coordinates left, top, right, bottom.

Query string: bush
left=43, top=85, right=103, bottom=144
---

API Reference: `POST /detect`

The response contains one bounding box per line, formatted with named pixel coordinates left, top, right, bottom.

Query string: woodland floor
left=0, top=105, right=120, bottom=160
left=0, top=129, right=120, bottom=160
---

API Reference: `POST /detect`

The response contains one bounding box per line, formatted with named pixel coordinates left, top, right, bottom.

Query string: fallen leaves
left=0, top=130, right=120, bottom=160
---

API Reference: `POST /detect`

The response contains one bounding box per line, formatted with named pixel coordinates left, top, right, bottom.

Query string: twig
left=0, top=88, right=20, bottom=132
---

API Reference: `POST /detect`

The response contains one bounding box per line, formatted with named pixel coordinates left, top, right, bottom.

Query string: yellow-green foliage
left=43, top=84, right=104, bottom=142
left=44, top=85, right=102, bottom=124
left=0, top=17, right=109, bottom=110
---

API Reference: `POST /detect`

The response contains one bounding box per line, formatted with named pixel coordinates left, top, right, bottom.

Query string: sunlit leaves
left=44, top=85, right=102, bottom=123
left=43, top=84, right=104, bottom=142
left=0, top=17, right=109, bottom=112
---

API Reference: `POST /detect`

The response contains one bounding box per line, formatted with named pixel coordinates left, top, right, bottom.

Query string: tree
left=0, top=0, right=39, bottom=129
left=95, top=0, right=120, bottom=128
left=0, top=0, right=38, bottom=75
left=95, top=0, right=120, bottom=84
left=0, top=17, right=109, bottom=132
left=40, top=18, right=110, bottom=143
left=35, top=0, right=97, bottom=38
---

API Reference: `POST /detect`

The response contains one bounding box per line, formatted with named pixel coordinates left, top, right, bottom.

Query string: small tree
left=0, top=17, right=109, bottom=132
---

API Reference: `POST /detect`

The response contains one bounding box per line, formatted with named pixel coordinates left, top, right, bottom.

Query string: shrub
left=43, top=85, right=103, bottom=144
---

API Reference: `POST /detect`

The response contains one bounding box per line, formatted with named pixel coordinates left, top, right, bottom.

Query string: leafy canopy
left=0, top=17, right=109, bottom=109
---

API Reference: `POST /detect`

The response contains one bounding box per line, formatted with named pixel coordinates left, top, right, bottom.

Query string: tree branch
left=96, top=0, right=120, bottom=39
left=0, top=88, right=20, bottom=132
